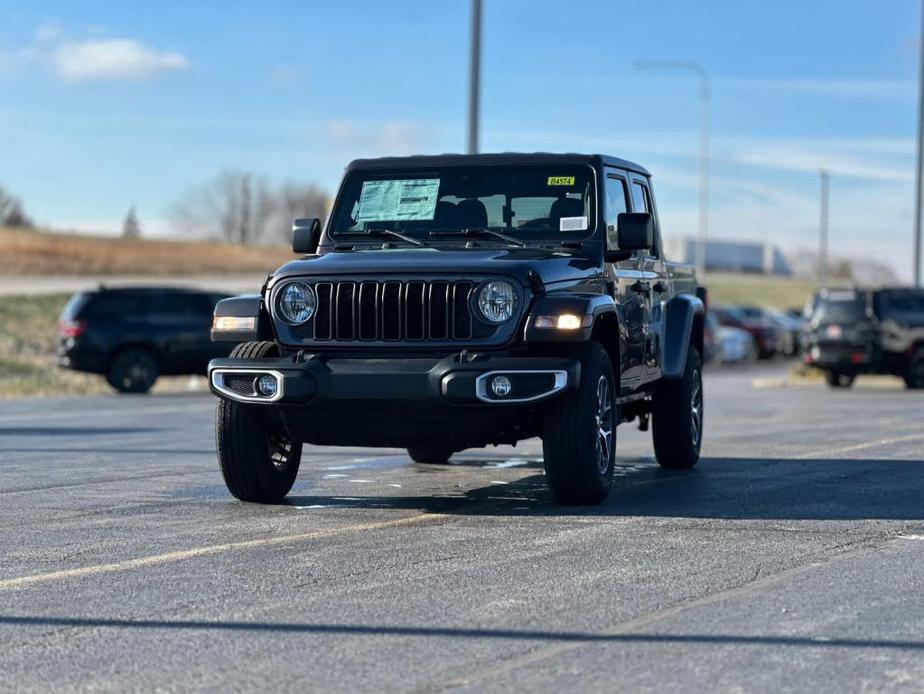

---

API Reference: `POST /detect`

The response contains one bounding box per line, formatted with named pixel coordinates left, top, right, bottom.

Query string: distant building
left=664, top=237, right=791, bottom=276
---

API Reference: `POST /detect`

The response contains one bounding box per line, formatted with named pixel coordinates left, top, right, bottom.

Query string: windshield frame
left=324, top=163, right=600, bottom=245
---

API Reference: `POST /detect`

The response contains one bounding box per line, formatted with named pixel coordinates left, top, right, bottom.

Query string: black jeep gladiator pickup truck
left=208, top=153, right=705, bottom=505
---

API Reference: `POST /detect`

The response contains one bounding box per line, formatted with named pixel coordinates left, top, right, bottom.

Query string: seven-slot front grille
left=309, top=280, right=475, bottom=342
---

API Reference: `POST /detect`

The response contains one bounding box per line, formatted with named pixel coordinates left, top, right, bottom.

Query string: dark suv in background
left=804, top=287, right=924, bottom=389
left=58, top=286, right=232, bottom=393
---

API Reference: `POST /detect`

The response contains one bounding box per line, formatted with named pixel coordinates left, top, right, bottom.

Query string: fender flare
left=662, top=294, right=705, bottom=379
left=523, top=293, right=620, bottom=343
left=211, top=294, right=270, bottom=343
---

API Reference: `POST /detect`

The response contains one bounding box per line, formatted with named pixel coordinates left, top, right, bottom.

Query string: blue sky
left=0, top=0, right=921, bottom=277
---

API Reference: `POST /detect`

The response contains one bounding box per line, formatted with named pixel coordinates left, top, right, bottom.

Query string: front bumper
left=208, top=351, right=580, bottom=408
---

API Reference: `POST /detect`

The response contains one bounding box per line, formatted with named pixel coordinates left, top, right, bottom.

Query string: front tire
left=652, top=347, right=703, bottom=470
left=407, top=447, right=453, bottom=465
left=825, top=371, right=855, bottom=389
left=542, top=343, right=617, bottom=505
left=215, top=341, right=301, bottom=503
left=106, top=347, right=159, bottom=393
left=904, top=351, right=924, bottom=389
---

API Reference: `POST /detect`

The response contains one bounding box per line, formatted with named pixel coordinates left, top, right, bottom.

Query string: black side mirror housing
left=292, top=218, right=321, bottom=254
left=616, top=212, right=653, bottom=251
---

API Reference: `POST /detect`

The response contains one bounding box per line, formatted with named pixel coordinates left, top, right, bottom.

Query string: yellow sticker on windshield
left=547, top=176, right=575, bottom=186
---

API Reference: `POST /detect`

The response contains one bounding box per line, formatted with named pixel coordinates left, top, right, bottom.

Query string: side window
left=631, top=180, right=660, bottom=258
left=604, top=175, right=629, bottom=248
left=630, top=182, right=650, bottom=213
left=151, top=293, right=199, bottom=317
left=82, top=293, right=146, bottom=321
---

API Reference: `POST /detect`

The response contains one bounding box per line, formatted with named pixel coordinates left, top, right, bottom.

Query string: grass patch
left=0, top=226, right=292, bottom=276
left=704, top=272, right=817, bottom=311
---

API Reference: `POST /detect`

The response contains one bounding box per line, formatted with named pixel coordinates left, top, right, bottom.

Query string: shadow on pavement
left=1, top=614, right=922, bottom=651
left=286, top=456, right=924, bottom=521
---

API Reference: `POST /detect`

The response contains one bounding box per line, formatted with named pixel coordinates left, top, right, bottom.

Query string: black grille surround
left=271, top=276, right=524, bottom=349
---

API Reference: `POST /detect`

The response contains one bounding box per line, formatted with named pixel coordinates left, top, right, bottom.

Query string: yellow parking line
left=0, top=513, right=440, bottom=591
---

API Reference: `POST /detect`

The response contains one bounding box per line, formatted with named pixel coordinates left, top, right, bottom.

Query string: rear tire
left=652, top=347, right=703, bottom=470
left=106, top=347, right=159, bottom=393
left=542, top=343, right=616, bottom=505
left=825, top=371, right=855, bottom=389
left=215, top=341, right=301, bottom=503
left=903, top=351, right=924, bottom=389
left=407, top=447, right=453, bottom=465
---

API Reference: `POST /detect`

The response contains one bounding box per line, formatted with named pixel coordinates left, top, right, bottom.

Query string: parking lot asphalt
left=1, top=363, right=923, bottom=693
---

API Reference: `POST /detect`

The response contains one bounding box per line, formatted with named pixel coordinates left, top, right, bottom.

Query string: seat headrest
left=550, top=197, right=585, bottom=222
left=456, top=199, right=488, bottom=229
left=434, top=201, right=458, bottom=228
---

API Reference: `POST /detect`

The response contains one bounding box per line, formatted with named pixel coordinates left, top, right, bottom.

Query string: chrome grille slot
left=301, top=279, right=478, bottom=344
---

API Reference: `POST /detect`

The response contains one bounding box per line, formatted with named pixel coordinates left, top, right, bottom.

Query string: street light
left=467, top=0, right=482, bottom=154
left=914, top=0, right=924, bottom=287
left=636, top=61, right=710, bottom=279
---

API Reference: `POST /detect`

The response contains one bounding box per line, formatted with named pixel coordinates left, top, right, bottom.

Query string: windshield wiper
left=429, top=228, right=526, bottom=247
left=340, top=229, right=425, bottom=247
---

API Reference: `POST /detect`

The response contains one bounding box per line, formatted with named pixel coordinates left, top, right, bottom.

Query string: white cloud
left=54, top=39, right=188, bottom=82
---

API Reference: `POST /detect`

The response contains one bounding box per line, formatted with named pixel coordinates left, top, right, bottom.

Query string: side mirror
left=292, top=218, right=321, bottom=254
left=616, top=212, right=653, bottom=251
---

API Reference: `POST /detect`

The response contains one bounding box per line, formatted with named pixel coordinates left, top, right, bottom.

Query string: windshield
left=329, top=165, right=596, bottom=241
left=814, top=291, right=868, bottom=324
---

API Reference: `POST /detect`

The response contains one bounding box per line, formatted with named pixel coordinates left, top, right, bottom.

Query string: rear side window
left=60, top=293, right=90, bottom=321
left=81, top=293, right=147, bottom=320
left=880, top=291, right=924, bottom=316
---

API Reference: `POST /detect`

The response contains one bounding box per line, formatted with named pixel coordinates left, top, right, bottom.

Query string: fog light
left=491, top=375, right=512, bottom=397
left=255, top=374, right=278, bottom=397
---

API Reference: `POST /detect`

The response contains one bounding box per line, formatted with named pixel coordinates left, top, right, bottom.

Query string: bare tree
left=121, top=206, right=141, bottom=239
left=0, top=186, right=33, bottom=228
left=170, top=172, right=327, bottom=245
left=268, top=183, right=329, bottom=244
left=170, top=170, right=274, bottom=245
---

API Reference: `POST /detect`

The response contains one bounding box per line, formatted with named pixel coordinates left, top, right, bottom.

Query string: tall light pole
left=819, top=169, right=830, bottom=287
left=914, top=0, right=924, bottom=287
left=467, top=0, right=482, bottom=154
left=636, top=61, right=710, bottom=278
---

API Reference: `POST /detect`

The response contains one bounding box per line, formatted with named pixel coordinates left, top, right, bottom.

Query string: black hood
left=268, top=245, right=602, bottom=289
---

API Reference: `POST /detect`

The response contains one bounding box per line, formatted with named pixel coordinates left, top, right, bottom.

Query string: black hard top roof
left=346, top=152, right=650, bottom=176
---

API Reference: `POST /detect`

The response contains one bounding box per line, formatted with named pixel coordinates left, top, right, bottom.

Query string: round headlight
left=276, top=281, right=316, bottom=325
left=477, top=280, right=517, bottom=323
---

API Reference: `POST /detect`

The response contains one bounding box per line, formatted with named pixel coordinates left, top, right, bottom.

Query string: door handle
left=630, top=281, right=651, bottom=295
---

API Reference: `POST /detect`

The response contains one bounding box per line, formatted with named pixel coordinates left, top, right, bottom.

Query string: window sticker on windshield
left=559, top=216, right=588, bottom=232
left=547, top=176, right=575, bottom=186
left=355, top=179, right=440, bottom=222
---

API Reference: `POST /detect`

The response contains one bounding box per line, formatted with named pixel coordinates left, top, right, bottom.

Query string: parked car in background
left=764, top=307, right=803, bottom=356
left=711, top=304, right=781, bottom=359
left=803, top=287, right=924, bottom=389
left=703, top=312, right=722, bottom=364
left=717, top=325, right=758, bottom=364
left=58, top=286, right=233, bottom=393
